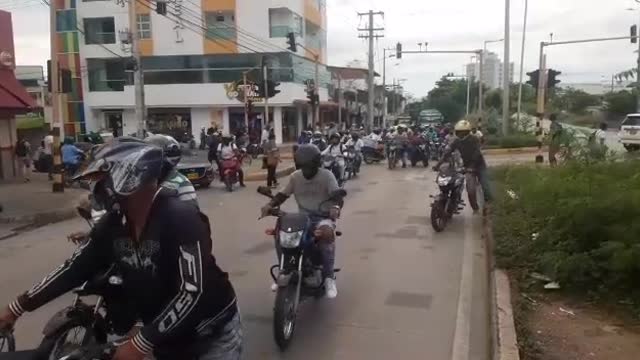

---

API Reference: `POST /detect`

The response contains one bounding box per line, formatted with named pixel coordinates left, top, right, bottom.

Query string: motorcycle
left=257, top=186, right=346, bottom=351
left=362, top=142, right=385, bottom=164
left=246, top=143, right=262, bottom=159
left=430, top=163, right=465, bottom=232
left=343, top=147, right=358, bottom=180
left=0, top=341, right=119, bottom=360
left=36, top=208, right=129, bottom=360
left=221, top=151, right=245, bottom=192
left=322, top=154, right=344, bottom=187
left=429, top=139, right=443, bottom=161
left=410, top=142, right=429, bottom=168
left=387, top=142, right=398, bottom=170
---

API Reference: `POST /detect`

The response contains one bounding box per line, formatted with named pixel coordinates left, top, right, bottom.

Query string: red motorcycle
left=221, top=151, right=245, bottom=192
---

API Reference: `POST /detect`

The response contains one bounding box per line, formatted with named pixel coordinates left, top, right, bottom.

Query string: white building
left=466, top=51, right=514, bottom=89
left=53, top=0, right=329, bottom=144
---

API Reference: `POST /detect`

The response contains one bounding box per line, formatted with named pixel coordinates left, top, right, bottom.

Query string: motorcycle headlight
left=437, top=176, right=452, bottom=187
left=279, top=230, right=304, bottom=248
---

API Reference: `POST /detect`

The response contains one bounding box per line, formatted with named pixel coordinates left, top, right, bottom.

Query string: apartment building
left=53, top=0, right=329, bottom=144
left=466, top=51, right=514, bottom=90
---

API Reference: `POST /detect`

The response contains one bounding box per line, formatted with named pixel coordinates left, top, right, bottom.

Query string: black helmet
left=75, top=140, right=164, bottom=196
left=145, top=134, right=181, bottom=167
left=329, top=133, right=341, bottom=141
left=294, top=144, right=322, bottom=179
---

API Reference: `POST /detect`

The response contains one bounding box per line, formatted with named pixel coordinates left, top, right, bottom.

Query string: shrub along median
left=492, top=160, right=640, bottom=307
left=485, top=134, right=539, bottom=149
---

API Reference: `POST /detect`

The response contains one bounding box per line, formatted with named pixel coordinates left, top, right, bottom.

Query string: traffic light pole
left=243, top=72, right=249, bottom=130
left=263, top=62, right=270, bottom=129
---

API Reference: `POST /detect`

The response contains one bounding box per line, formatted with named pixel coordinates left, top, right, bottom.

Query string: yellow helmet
left=454, top=120, right=472, bottom=132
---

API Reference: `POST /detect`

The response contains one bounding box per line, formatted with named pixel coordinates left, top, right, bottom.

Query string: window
left=269, top=8, right=303, bottom=38
left=56, top=9, right=77, bottom=32
left=83, top=17, right=116, bottom=45
left=87, top=58, right=130, bottom=91
left=205, top=12, right=236, bottom=41
left=137, top=14, right=152, bottom=40
left=623, top=116, right=640, bottom=126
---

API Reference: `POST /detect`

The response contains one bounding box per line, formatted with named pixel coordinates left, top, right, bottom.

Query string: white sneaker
left=324, top=278, right=338, bottom=299
left=271, top=283, right=278, bottom=292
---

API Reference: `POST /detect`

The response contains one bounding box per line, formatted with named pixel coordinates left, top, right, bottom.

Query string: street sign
left=224, top=81, right=265, bottom=102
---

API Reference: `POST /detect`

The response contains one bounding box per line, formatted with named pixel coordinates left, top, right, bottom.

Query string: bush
left=485, top=134, right=539, bottom=149
left=492, top=160, right=640, bottom=304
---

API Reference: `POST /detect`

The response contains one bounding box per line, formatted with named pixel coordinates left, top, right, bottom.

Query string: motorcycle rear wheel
left=40, top=321, right=96, bottom=360
left=273, top=284, right=298, bottom=351
left=363, top=154, right=374, bottom=164
left=224, top=176, right=234, bottom=192
left=430, top=201, right=448, bottom=232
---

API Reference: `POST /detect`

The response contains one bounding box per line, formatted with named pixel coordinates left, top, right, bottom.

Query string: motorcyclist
left=394, top=125, right=409, bottom=168
left=321, top=133, right=346, bottom=183
left=218, top=135, right=246, bottom=187
left=61, top=137, right=84, bottom=177
left=261, top=144, right=345, bottom=298
left=345, top=132, right=364, bottom=174
left=144, top=134, right=198, bottom=206
left=0, top=141, right=242, bottom=360
left=433, top=119, right=492, bottom=213
left=368, top=128, right=382, bottom=142
left=311, top=131, right=328, bottom=151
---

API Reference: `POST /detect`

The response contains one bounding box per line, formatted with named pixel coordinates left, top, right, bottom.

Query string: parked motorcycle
left=430, top=163, right=465, bottom=232
left=409, top=142, right=429, bottom=168
left=36, top=208, right=129, bottom=360
left=221, top=151, right=245, bottom=192
left=257, top=186, right=346, bottom=351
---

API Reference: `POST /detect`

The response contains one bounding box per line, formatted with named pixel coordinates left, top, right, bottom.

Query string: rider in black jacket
left=0, top=141, right=242, bottom=360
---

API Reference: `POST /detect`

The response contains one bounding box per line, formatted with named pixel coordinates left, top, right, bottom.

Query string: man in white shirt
left=43, top=131, right=54, bottom=180
left=471, top=126, right=484, bottom=145
left=217, top=135, right=245, bottom=187
left=368, top=129, right=382, bottom=142
left=321, top=133, right=346, bottom=183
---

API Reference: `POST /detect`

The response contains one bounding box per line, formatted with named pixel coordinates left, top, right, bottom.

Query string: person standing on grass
left=263, top=132, right=280, bottom=188
left=15, top=137, right=32, bottom=182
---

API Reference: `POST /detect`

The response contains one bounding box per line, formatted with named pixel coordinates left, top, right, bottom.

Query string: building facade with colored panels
left=53, top=0, right=86, bottom=137
left=71, top=0, right=331, bottom=144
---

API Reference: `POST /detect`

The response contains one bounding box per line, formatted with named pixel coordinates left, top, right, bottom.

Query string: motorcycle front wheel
left=40, top=321, right=96, bottom=360
left=273, top=284, right=298, bottom=351
left=430, top=200, right=448, bottom=232
left=224, top=175, right=234, bottom=192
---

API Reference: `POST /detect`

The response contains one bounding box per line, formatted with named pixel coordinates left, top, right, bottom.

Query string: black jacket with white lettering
left=9, top=189, right=236, bottom=356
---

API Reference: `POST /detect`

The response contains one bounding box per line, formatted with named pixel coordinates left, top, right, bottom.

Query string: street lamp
left=503, top=0, right=511, bottom=135
left=484, top=38, right=505, bottom=54
left=517, top=0, right=529, bottom=125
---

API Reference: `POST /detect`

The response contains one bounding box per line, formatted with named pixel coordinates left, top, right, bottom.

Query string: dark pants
left=266, top=165, right=277, bottom=187
left=42, top=154, right=53, bottom=180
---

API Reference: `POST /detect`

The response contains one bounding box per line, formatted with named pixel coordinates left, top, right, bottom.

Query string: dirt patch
left=515, top=291, right=640, bottom=360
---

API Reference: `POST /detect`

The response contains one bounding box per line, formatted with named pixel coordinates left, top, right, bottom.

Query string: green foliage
left=485, top=134, right=539, bottom=149
left=492, top=158, right=640, bottom=304
left=604, top=90, right=636, bottom=115
left=549, top=88, right=601, bottom=114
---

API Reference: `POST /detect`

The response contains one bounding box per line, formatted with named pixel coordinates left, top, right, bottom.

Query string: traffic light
left=547, top=69, right=561, bottom=89
left=156, top=0, right=167, bottom=15
left=267, top=81, right=281, bottom=97
left=286, top=32, right=297, bottom=52
left=396, top=42, right=402, bottom=59
left=306, top=88, right=319, bottom=106
left=526, top=69, right=540, bottom=90
left=632, top=25, right=637, bottom=44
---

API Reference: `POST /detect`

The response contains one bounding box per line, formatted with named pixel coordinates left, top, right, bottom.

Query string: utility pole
left=49, top=0, right=63, bottom=192
left=502, top=0, right=511, bottom=135
left=314, top=54, right=320, bottom=128
left=466, top=72, right=472, bottom=115
left=243, top=72, right=249, bottom=130
left=636, top=2, right=640, bottom=111
left=263, top=59, right=270, bottom=129
left=358, top=10, right=384, bottom=131
left=127, top=0, right=146, bottom=137
left=382, top=48, right=394, bottom=127
left=478, top=51, right=484, bottom=114
left=517, top=0, right=529, bottom=125
left=337, top=75, right=343, bottom=128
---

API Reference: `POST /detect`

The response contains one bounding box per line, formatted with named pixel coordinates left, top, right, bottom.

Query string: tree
left=604, top=90, right=636, bottom=115
left=550, top=88, right=600, bottom=114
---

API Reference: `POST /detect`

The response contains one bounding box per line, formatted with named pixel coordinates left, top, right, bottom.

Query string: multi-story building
left=52, top=0, right=330, bottom=144
left=466, top=51, right=514, bottom=89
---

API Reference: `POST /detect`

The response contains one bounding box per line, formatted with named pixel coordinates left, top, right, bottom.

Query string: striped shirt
left=161, top=168, right=198, bottom=207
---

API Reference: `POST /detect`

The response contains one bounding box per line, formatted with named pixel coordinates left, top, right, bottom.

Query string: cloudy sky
left=4, top=0, right=640, bottom=97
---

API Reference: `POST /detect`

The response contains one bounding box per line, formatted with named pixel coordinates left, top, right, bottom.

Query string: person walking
left=548, top=114, right=562, bottom=167
left=15, top=137, right=32, bottom=182
left=263, top=132, right=280, bottom=188
left=42, top=130, right=54, bottom=180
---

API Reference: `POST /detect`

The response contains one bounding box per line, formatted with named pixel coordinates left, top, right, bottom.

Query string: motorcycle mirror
left=256, top=186, right=273, bottom=198
left=76, top=206, right=92, bottom=221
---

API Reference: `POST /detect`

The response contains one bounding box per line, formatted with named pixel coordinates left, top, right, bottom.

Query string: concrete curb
left=484, top=147, right=547, bottom=155
left=483, top=212, right=520, bottom=360
left=244, top=165, right=296, bottom=182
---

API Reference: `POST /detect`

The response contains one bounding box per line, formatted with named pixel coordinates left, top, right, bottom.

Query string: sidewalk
left=0, top=173, right=88, bottom=239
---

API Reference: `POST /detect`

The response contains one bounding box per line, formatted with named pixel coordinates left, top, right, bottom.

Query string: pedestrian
left=261, top=126, right=269, bottom=146
left=14, top=137, right=32, bottom=182
left=263, top=132, right=280, bottom=188
left=199, top=127, right=207, bottom=150
left=42, top=130, right=54, bottom=180
left=548, top=114, right=562, bottom=167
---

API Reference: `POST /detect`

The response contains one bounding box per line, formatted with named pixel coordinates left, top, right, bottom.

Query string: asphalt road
left=0, top=164, right=489, bottom=360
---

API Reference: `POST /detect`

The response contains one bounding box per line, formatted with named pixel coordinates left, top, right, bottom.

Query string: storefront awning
left=0, top=69, right=35, bottom=113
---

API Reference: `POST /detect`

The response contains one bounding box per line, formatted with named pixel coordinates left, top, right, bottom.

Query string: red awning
left=0, top=69, right=35, bottom=113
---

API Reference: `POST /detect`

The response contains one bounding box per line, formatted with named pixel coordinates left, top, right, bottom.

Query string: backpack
left=15, top=140, right=27, bottom=157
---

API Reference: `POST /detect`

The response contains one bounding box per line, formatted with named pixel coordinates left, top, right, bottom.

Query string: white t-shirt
left=368, top=133, right=382, bottom=142
left=345, top=138, right=364, bottom=152
left=594, top=129, right=606, bottom=144
left=217, top=143, right=238, bottom=160
left=261, top=130, right=269, bottom=143
left=43, top=135, right=54, bottom=155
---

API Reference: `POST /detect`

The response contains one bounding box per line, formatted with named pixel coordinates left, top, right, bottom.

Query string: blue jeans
left=197, top=312, right=243, bottom=360
left=476, top=167, right=493, bottom=202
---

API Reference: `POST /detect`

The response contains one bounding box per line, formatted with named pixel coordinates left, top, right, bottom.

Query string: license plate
left=187, top=173, right=199, bottom=180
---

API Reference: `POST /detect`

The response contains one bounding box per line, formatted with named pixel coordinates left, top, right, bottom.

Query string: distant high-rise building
left=466, top=51, right=514, bottom=89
